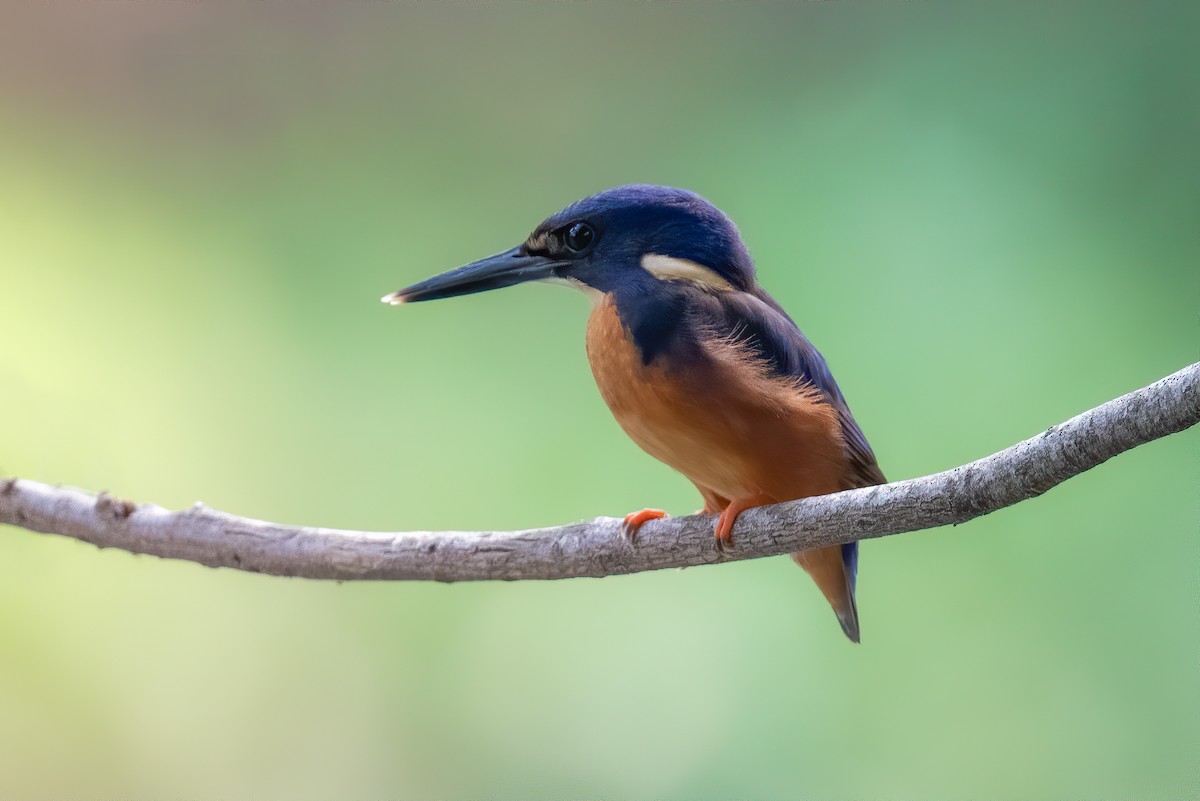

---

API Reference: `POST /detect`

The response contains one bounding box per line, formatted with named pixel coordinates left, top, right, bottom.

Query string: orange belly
left=585, top=296, right=852, bottom=504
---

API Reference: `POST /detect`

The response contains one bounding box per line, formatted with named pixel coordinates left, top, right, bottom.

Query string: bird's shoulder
left=684, top=285, right=887, bottom=488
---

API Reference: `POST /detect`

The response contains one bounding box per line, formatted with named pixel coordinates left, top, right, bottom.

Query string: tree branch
left=2, top=363, right=1197, bottom=582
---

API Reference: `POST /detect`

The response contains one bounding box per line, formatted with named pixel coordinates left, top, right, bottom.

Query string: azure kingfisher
left=383, top=185, right=885, bottom=642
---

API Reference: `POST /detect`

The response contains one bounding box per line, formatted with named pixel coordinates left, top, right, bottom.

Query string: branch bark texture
left=2, top=363, right=1197, bottom=582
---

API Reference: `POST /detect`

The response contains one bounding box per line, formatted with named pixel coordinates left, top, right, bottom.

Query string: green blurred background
left=1, top=2, right=1196, bottom=799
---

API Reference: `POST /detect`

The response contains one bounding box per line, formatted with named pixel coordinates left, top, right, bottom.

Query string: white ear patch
left=640, top=254, right=733, bottom=291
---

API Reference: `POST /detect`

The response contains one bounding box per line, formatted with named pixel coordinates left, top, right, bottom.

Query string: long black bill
left=382, top=246, right=564, bottom=305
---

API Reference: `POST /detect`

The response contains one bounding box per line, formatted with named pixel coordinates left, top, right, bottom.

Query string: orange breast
left=584, top=296, right=852, bottom=504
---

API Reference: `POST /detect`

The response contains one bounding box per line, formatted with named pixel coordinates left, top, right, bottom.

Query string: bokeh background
left=1, top=2, right=1196, bottom=799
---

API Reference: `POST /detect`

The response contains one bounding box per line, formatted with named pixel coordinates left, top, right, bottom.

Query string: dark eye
left=564, top=222, right=595, bottom=253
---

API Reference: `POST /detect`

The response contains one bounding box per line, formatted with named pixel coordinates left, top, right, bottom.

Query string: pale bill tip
left=381, top=292, right=407, bottom=305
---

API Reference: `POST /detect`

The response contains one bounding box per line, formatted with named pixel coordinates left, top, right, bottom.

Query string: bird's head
left=383, top=184, right=756, bottom=306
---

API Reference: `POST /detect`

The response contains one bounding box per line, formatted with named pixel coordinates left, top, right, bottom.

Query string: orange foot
left=621, top=508, right=667, bottom=543
left=713, top=493, right=772, bottom=553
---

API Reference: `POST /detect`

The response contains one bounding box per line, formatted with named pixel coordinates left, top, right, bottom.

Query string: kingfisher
left=383, top=185, right=885, bottom=642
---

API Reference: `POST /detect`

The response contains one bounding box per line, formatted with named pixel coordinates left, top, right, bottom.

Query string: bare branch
left=2, top=363, right=1197, bottom=582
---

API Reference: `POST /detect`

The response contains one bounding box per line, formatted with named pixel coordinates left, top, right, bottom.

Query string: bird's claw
left=620, top=508, right=667, bottom=544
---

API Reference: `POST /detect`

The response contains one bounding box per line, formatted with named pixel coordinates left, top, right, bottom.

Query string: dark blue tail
left=839, top=541, right=861, bottom=643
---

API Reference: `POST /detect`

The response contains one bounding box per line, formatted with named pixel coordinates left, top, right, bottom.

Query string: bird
left=383, top=184, right=885, bottom=642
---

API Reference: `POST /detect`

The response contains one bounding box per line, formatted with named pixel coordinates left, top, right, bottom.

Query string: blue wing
left=700, top=286, right=887, bottom=594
